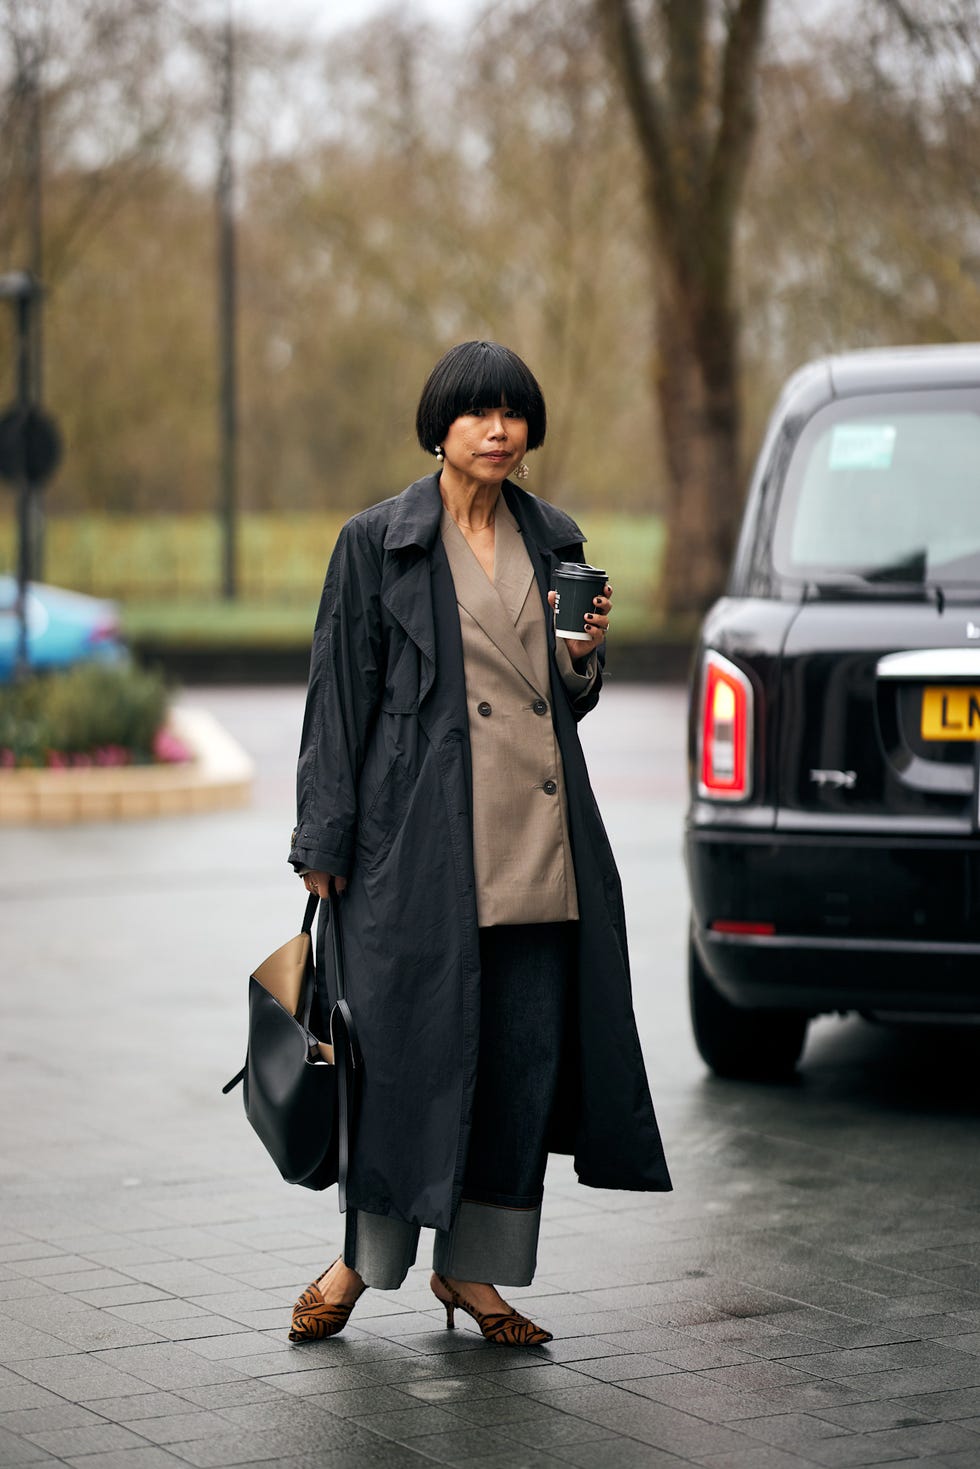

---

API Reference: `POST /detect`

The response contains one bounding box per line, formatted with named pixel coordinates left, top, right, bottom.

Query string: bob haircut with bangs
left=416, top=341, right=547, bottom=456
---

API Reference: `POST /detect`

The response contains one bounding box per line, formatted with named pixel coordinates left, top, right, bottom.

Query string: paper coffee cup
left=553, top=562, right=607, bottom=640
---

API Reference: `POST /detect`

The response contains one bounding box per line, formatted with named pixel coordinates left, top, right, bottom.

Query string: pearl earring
left=516, top=461, right=529, bottom=480
left=435, top=446, right=444, bottom=462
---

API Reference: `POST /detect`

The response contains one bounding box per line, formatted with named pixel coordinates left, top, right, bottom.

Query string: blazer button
left=542, top=779, right=558, bottom=795
left=532, top=698, right=548, bottom=715
left=477, top=701, right=492, bottom=717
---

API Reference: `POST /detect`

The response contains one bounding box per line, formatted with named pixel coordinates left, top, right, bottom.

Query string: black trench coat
left=290, top=473, right=671, bottom=1231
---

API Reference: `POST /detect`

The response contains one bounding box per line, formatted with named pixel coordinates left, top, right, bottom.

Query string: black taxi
left=685, top=344, right=980, bottom=1077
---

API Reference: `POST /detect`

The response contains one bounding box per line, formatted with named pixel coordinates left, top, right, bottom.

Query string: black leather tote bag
left=223, top=889, right=358, bottom=1199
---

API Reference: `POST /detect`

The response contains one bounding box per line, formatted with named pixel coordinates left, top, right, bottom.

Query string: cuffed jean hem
left=344, top=1200, right=542, bottom=1291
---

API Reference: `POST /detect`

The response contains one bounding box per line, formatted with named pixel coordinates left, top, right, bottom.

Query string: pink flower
left=93, top=745, right=130, bottom=767
left=46, top=750, right=69, bottom=769
left=153, top=727, right=192, bottom=764
left=0, top=749, right=14, bottom=769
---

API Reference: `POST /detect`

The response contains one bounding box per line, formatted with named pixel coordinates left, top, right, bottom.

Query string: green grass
left=122, top=599, right=319, bottom=648
left=2, top=510, right=671, bottom=650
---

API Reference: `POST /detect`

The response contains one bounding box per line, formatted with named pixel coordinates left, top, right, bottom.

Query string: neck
left=438, top=467, right=502, bottom=531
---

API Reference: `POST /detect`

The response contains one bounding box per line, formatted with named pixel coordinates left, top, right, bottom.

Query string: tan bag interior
left=252, top=932, right=335, bottom=1064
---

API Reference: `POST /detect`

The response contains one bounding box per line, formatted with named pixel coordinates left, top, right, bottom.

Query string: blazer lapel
left=441, top=511, right=543, bottom=696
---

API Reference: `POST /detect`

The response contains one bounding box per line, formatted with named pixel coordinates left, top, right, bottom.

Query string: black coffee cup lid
left=555, top=561, right=607, bottom=581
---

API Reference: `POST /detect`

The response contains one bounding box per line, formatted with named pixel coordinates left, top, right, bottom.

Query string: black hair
left=415, top=341, right=547, bottom=456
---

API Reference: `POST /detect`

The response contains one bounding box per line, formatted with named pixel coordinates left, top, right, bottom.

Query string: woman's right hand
left=303, top=871, right=347, bottom=898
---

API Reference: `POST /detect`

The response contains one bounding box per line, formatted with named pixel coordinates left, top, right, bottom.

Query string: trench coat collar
left=383, top=473, right=444, bottom=552
left=382, top=473, right=588, bottom=556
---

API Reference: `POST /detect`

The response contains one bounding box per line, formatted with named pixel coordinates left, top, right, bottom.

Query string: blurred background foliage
left=1, top=0, right=979, bottom=624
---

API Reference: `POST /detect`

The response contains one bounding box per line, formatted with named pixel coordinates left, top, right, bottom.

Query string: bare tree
left=595, top=0, right=769, bottom=618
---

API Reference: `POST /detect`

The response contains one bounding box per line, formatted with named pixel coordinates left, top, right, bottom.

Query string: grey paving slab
left=123, top=1413, right=233, bottom=1446
left=396, top=1425, right=546, bottom=1464
left=22, top=1422, right=148, bottom=1456
left=4, top=686, right=980, bottom=1469
left=559, top=1442, right=697, bottom=1469
left=0, top=1404, right=104, bottom=1435
left=87, top=1346, right=249, bottom=1391
left=80, top=1394, right=191, bottom=1423
left=62, top=1450, right=190, bottom=1469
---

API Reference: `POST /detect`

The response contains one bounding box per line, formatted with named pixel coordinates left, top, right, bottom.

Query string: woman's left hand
left=548, top=583, right=612, bottom=662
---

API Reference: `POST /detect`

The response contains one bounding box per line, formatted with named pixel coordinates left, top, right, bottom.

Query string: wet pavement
left=2, top=683, right=980, bottom=1469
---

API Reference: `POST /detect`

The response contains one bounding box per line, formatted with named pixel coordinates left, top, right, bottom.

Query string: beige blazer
left=441, top=500, right=597, bottom=927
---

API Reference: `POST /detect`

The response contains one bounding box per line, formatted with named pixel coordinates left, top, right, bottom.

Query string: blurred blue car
left=0, top=576, right=126, bottom=683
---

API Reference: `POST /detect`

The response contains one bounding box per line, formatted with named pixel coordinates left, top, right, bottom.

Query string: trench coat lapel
left=440, top=510, right=544, bottom=697
left=380, top=475, right=443, bottom=705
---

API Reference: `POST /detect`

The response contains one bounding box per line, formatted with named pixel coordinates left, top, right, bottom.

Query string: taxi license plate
left=921, top=686, right=980, bottom=740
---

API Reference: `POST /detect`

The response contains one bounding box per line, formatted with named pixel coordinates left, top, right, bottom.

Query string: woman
left=288, top=341, right=670, bottom=1347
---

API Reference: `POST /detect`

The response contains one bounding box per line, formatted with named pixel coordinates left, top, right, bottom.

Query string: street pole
left=217, top=3, right=239, bottom=601
left=14, top=290, right=33, bottom=679
left=26, top=43, right=45, bottom=582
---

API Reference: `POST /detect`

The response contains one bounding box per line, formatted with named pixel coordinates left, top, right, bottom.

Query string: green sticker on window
left=828, top=423, right=897, bottom=470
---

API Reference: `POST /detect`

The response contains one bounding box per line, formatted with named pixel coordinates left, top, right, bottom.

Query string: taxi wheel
left=689, top=932, right=808, bottom=1080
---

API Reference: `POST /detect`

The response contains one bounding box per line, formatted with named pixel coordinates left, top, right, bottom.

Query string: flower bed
left=0, top=665, right=252, bottom=823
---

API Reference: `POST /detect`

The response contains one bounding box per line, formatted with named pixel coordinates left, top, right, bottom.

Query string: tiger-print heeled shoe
left=288, top=1259, right=362, bottom=1343
left=430, top=1272, right=553, bottom=1346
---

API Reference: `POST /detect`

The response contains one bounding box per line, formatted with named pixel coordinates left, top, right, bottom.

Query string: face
left=440, top=403, right=528, bottom=485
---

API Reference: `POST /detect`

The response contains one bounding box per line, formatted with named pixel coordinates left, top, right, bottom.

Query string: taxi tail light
left=710, top=920, right=775, bottom=935
left=698, top=651, right=753, bottom=801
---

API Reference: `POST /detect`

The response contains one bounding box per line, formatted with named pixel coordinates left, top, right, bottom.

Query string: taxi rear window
left=771, top=390, right=980, bottom=586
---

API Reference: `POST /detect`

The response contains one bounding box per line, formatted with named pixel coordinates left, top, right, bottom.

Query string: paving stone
left=172, top=1382, right=286, bottom=1411
left=42, top=1270, right=139, bottom=1294
left=380, top=1375, right=513, bottom=1404
left=497, top=1418, right=616, bottom=1451
left=813, top=1399, right=940, bottom=1433
left=182, top=1332, right=289, bottom=1361
left=255, top=1366, right=382, bottom=1396
left=80, top=1395, right=189, bottom=1423
left=88, top=1346, right=249, bottom=1391
left=560, top=1440, right=709, bottom=1469
left=0, top=1319, right=81, bottom=1361
left=898, top=1385, right=980, bottom=1419
left=107, top=1306, right=210, bottom=1328
left=397, top=1426, right=541, bottom=1464
left=438, top=1395, right=571, bottom=1428
left=624, top=1371, right=771, bottom=1422
left=62, top=1450, right=190, bottom=1469
left=0, top=1404, right=103, bottom=1435
left=0, top=1385, right=61, bottom=1415
left=160, top=1420, right=374, bottom=1466
left=146, top=1319, right=253, bottom=1345
left=123, top=1414, right=234, bottom=1446
left=858, top=1420, right=980, bottom=1456
left=796, top=1437, right=919, bottom=1466
left=11, top=1356, right=154, bottom=1400
left=0, top=1424, right=59, bottom=1466
left=699, top=1449, right=820, bottom=1469
left=562, top=1353, right=677, bottom=1383
left=71, top=1288, right=175, bottom=1309
left=701, top=1360, right=822, bottom=1393
left=350, top=1404, right=470, bottom=1443
left=434, top=1450, right=571, bottom=1469
left=22, top=1423, right=147, bottom=1456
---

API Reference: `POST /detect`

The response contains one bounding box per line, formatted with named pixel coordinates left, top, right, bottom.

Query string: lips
left=481, top=453, right=510, bottom=462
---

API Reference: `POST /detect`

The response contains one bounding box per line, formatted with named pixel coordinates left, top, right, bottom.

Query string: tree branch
left=704, top=0, right=769, bottom=270
left=594, top=0, right=677, bottom=229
